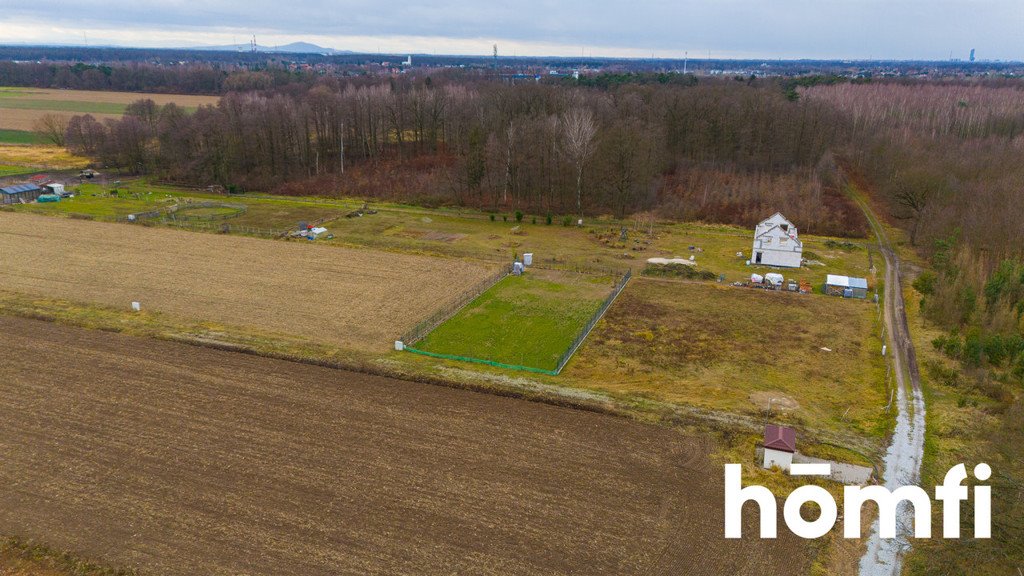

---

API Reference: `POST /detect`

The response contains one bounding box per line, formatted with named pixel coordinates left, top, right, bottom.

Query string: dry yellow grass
left=0, top=88, right=219, bottom=131
left=0, top=87, right=219, bottom=107
left=563, top=277, right=890, bottom=447
left=0, top=109, right=121, bottom=131
left=0, top=144, right=89, bottom=170
left=0, top=212, right=494, bottom=350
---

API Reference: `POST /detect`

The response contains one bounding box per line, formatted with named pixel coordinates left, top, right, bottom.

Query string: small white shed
left=762, top=424, right=797, bottom=471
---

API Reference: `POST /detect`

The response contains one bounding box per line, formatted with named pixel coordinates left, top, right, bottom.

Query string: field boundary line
left=402, top=346, right=558, bottom=375
left=399, top=263, right=512, bottom=346
left=553, top=268, right=632, bottom=374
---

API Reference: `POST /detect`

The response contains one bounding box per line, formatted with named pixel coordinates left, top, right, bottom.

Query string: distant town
left=1, top=43, right=1021, bottom=82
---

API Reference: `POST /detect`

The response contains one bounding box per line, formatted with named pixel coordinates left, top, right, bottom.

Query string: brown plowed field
left=0, top=316, right=810, bottom=575
left=0, top=212, right=493, bottom=349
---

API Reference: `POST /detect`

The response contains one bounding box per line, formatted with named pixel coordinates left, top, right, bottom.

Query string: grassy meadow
left=7, top=176, right=890, bottom=449
left=415, top=270, right=611, bottom=371
left=0, top=164, right=34, bottom=178
left=0, top=144, right=88, bottom=170
left=0, top=129, right=46, bottom=145
left=9, top=177, right=877, bottom=292
left=563, top=278, right=892, bottom=448
left=0, top=87, right=218, bottom=138
left=10, top=181, right=354, bottom=229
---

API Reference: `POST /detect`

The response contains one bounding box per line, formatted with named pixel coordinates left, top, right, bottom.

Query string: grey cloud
left=4, top=0, right=1023, bottom=59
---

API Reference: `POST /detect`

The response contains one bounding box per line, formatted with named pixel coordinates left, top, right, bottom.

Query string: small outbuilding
left=825, top=274, right=869, bottom=299
left=0, top=183, right=44, bottom=205
left=762, top=424, right=797, bottom=471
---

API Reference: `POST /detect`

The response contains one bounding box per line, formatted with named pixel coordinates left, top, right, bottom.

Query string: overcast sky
left=1, top=0, right=1022, bottom=60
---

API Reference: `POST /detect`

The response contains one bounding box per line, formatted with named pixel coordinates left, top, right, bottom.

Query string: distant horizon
left=1, top=40, right=1019, bottom=65
left=2, top=1, right=1022, bottom=63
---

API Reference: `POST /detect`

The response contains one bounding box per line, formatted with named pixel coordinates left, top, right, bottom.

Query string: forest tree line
left=805, top=79, right=1024, bottom=575
left=61, top=76, right=864, bottom=236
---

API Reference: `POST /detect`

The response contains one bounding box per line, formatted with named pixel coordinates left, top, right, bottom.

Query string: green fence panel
left=403, top=347, right=558, bottom=376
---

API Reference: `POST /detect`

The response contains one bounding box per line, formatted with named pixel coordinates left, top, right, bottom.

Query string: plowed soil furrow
left=0, top=316, right=809, bottom=575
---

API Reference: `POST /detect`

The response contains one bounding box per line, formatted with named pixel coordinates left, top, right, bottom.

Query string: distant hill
left=192, top=41, right=352, bottom=55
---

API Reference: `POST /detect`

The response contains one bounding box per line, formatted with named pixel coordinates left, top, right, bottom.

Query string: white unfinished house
left=752, top=212, right=803, bottom=268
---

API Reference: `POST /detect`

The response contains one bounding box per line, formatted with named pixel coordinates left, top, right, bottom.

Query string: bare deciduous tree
left=891, top=170, right=942, bottom=246
left=33, top=113, right=69, bottom=147
left=560, top=108, right=597, bottom=222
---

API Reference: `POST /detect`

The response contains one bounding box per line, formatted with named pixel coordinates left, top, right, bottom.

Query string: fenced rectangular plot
left=412, top=269, right=621, bottom=372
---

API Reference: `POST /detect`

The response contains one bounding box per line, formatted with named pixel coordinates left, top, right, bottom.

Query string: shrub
left=824, top=239, right=859, bottom=250
left=642, top=263, right=717, bottom=281
left=515, top=210, right=523, bottom=223
left=963, top=329, right=983, bottom=367
left=546, top=213, right=553, bottom=225
left=489, top=214, right=495, bottom=222
left=913, top=271, right=936, bottom=296
left=983, top=334, right=1009, bottom=366
left=562, top=216, right=572, bottom=227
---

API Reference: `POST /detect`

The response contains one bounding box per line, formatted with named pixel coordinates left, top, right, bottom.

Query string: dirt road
left=850, top=189, right=927, bottom=576
left=0, top=316, right=809, bottom=575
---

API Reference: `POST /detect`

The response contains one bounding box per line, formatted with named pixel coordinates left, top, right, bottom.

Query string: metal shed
left=825, top=274, right=869, bottom=299
left=0, top=183, right=44, bottom=205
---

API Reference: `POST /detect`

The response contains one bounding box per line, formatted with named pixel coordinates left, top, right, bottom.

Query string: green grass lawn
left=12, top=180, right=358, bottom=232
left=415, top=270, right=612, bottom=371
left=0, top=129, right=45, bottom=145
left=13, top=184, right=175, bottom=218
left=172, top=204, right=246, bottom=220
left=0, top=164, right=35, bottom=177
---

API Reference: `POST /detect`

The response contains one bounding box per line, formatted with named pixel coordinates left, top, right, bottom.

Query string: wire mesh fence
left=552, top=268, right=632, bottom=374
left=529, top=259, right=630, bottom=277
left=399, top=264, right=512, bottom=346
left=168, top=201, right=248, bottom=221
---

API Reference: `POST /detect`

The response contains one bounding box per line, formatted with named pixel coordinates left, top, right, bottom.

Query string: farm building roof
left=825, top=274, right=868, bottom=289
left=763, top=424, right=797, bottom=453
left=0, top=183, right=42, bottom=195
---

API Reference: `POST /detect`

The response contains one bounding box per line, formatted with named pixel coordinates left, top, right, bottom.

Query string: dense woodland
left=803, top=81, right=1024, bottom=574
left=57, top=75, right=865, bottom=236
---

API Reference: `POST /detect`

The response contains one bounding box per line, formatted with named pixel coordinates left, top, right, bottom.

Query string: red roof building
left=763, top=424, right=796, bottom=453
